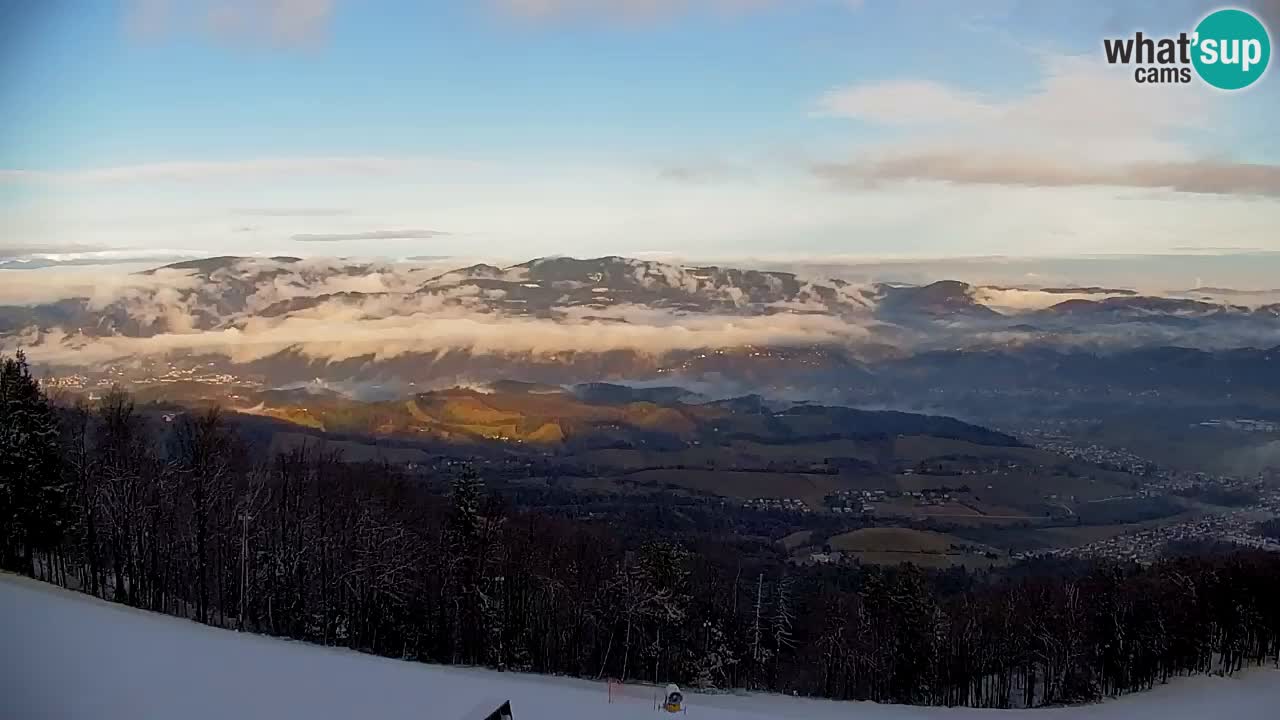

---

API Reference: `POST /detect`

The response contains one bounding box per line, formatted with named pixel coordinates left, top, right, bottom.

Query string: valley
left=10, top=254, right=1280, bottom=582
left=39, top=372, right=1279, bottom=571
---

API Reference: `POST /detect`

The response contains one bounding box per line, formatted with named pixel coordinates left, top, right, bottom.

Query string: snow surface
left=3, top=573, right=1279, bottom=720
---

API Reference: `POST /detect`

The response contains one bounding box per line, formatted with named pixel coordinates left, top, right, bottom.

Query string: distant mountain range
left=3, top=255, right=1278, bottom=412
left=5, top=254, right=1278, bottom=335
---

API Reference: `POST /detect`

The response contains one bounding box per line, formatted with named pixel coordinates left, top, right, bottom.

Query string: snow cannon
left=663, top=684, right=684, bottom=713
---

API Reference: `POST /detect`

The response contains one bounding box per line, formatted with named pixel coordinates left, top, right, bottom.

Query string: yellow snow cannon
left=663, top=684, right=684, bottom=713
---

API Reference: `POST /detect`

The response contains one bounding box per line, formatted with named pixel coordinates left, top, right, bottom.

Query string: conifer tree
left=0, top=351, right=65, bottom=576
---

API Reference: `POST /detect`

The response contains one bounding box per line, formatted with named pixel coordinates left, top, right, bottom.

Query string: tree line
left=2, top=350, right=1279, bottom=708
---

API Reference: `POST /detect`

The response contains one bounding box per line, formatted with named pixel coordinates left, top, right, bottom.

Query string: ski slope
left=3, top=573, right=1278, bottom=720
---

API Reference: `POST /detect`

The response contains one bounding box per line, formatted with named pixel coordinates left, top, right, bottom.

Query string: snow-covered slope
left=3, top=574, right=1278, bottom=720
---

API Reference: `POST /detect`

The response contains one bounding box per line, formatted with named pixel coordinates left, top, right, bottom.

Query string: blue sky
left=1, top=0, right=1278, bottom=263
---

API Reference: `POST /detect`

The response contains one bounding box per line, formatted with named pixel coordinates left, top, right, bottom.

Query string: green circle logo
left=1192, top=8, right=1271, bottom=90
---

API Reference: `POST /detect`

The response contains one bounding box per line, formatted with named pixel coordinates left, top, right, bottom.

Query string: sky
left=1, top=0, right=1279, bottom=266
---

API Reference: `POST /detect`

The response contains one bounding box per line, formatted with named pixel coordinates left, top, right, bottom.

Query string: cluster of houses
left=146, top=366, right=243, bottom=386
left=742, top=497, right=811, bottom=514
left=1017, top=500, right=1280, bottom=565
left=910, top=458, right=1026, bottom=476
left=39, top=373, right=89, bottom=389
left=1028, top=436, right=1153, bottom=474
left=805, top=551, right=845, bottom=565
left=1138, top=470, right=1263, bottom=498
left=40, top=362, right=255, bottom=392
left=1196, top=418, right=1280, bottom=433
left=824, top=488, right=957, bottom=514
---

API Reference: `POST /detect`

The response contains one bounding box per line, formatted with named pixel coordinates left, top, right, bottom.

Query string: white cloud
left=6, top=163, right=1280, bottom=262
left=0, top=157, right=427, bottom=186
left=812, top=54, right=1280, bottom=196
left=971, top=287, right=1135, bottom=313
left=124, top=0, right=173, bottom=38
left=817, top=81, right=1000, bottom=125
left=0, top=266, right=204, bottom=307
left=11, top=302, right=872, bottom=368
left=0, top=249, right=205, bottom=271
left=232, top=208, right=352, bottom=217
left=817, top=157, right=1280, bottom=196
left=292, top=229, right=451, bottom=242
left=124, top=0, right=334, bottom=46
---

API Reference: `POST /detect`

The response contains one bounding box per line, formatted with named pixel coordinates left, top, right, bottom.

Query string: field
left=578, top=438, right=880, bottom=472
left=823, top=528, right=1005, bottom=568
left=828, top=527, right=969, bottom=553
left=780, top=530, right=814, bottom=550
left=891, top=436, right=1057, bottom=465
left=620, top=469, right=852, bottom=505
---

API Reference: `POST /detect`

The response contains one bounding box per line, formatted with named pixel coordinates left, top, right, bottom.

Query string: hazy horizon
left=3, top=0, right=1279, bottom=275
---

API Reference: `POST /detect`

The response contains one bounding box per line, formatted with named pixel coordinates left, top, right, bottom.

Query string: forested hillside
left=3, top=350, right=1279, bottom=708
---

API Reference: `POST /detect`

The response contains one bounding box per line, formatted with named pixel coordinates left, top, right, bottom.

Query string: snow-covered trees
left=0, top=351, right=67, bottom=577
left=447, top=467, right=510, bottom=666
left=593, top=541, right=691, bottom=683
left=694, top=619, right=738, bottom=690
left=449, top=468, right=485, bottom=542
left=170, top=408, right=236, bottom=624
left=771, top=574, right=795, bottom=685
left=745, top=573, right=773, bottom=689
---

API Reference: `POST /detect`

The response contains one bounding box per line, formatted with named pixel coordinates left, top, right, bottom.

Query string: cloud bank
left=0, top=157, right=426, bottom=186
left=7, top=255, right=1279, bottom=379
left=14, top=305, right=870, bottom=368
left=814, top=55, right=1280, bottom=197
left=292, top=229, right=451, bottom=242
left=816, top=157, right=1280, bottom=197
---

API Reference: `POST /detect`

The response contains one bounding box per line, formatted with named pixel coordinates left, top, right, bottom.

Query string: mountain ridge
left=4, top=255, right=1279, bottom=404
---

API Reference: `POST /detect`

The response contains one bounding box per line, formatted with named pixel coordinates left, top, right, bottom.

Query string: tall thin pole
left=239, top=512, right=249, bottom=630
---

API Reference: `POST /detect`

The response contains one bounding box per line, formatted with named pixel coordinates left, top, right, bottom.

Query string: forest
left=2, top=350, right=1280, bottom=708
